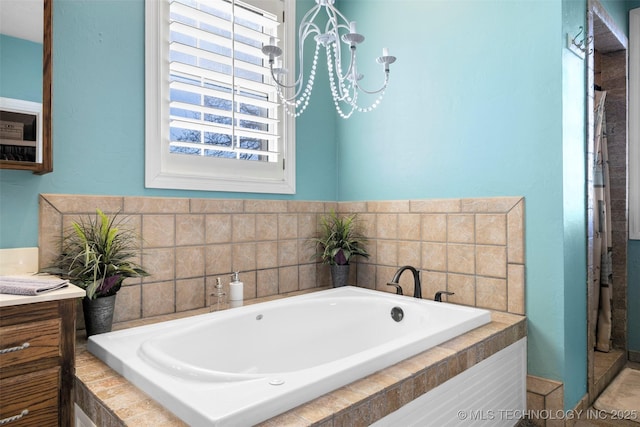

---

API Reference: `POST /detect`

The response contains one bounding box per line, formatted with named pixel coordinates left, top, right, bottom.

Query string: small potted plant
left=310, top=210, right=369, bottom=287
left=44, top=209, right=149, bottom=336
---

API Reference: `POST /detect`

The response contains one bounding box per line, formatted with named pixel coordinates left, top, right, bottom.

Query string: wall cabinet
left=0, top=299, right=76, bottom=426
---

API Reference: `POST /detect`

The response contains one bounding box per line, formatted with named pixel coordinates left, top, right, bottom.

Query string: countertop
left=0, top=278, right=85, bottom=307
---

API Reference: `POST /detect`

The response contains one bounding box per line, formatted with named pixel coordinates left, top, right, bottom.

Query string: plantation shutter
left=169, top=0, right=281, bottom=162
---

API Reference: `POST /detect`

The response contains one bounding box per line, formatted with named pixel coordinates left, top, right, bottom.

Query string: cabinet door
left=0, top=367, right=60, bottom=426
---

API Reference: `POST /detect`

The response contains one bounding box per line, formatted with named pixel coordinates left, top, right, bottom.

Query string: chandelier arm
left=353, top=72, right=390, bottom=95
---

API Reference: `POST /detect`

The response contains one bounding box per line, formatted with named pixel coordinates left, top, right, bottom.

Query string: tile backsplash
left=39, top=194, right=525, bottom=325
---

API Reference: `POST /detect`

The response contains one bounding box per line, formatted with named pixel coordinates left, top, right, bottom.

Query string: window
left=145, top=0, right=295, bottom=193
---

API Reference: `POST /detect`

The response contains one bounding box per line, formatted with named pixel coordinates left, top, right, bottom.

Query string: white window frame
left=145, top=0, right=296, bottom=194
left=630, top=8, right=640, bottom=239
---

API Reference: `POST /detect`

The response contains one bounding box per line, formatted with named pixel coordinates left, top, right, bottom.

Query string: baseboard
left=629, top=350, right=640, bottom=363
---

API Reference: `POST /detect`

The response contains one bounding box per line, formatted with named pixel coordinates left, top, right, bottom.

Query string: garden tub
left=87, top=286, right=491, bottom=426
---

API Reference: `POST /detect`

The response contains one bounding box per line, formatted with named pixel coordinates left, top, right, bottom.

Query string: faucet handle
left=386, top=282, right=403, bottom=296
left=434, top=290, right=454, bottom=302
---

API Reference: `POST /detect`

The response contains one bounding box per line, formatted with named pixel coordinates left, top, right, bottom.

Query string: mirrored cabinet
left=0, top=0, right=52, bottom=174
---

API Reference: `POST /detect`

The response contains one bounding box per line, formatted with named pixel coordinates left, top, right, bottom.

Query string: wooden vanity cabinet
left=0, top=299, right=76, bottom=426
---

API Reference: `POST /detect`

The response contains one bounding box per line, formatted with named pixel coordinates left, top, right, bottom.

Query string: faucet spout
left=387, top=265, right=422, bottom=299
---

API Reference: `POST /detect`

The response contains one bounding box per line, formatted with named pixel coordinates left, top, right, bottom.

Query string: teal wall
left=0, top=34, right=43, bottom=102
left=0, top=0, right=336, bottom=249
left=338, top=0, right=588, bottom=409
left=0, top=0, right=638, bottom=411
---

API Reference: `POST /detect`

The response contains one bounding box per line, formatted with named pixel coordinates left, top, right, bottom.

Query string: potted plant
left=44, top=209, right=148, bottom=336
left=310, top=210, right=370, bottom=287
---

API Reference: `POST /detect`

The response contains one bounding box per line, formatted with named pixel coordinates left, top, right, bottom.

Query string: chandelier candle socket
left=261, top=0, right=397, bottom=119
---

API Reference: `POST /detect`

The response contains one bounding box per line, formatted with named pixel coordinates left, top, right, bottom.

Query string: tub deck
left=74, top=289, right=526, bottom=427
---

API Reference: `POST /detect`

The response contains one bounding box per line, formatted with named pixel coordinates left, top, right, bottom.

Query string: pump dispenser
left=229, top=272, right=244, bottom=306
left=210, top=278, right=227, bottom=312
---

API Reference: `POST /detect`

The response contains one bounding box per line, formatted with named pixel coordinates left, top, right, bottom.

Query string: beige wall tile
left=206, top=214, right=232, bottom=244
left=421, top=271, right=447, bottom=302
left=279, top=266, right=299, bottom=293
left=232, top=243, right=256, bottom=272
left=508, top=199, right=525, bottom=264
left=232, top=214, right=256, bottom=242
left=299, top=263, right=317, bottom=290
left=422, top=214, right=447, bottom=242
left=38, top=196, right=63, bottom=270
left=176, top=278, right=205, bottom=311
left=142, top=215, right=175, bottom=248
left=508, top=263, right=525, bottom=315
left=287, top=200, right=324, bottom=213
left=298, top=238, right=316, bottom=265
left=376, top=214, right=398, bottom=239
left=257, top=268, right=278, bottom=297
left=239, top=271, right=257, bottom=300
left=256, top=241, right=278, bottom=269
left=175, top=246, right=205, bottom=279
left=398, top=241, right=421, bottom=267
left=278, top=214, right=298, bottom=239
left=476, top=245, right=507, bottom=278
left=375, top=265, right=399, bottom=292
left=376, top=240, right=398, bottom=267
left=190, top=198, right=243, bottom=213
left=206, top=244, right=232, bottom=276
left=447, top=244, right=475, bottom=274
left=398, top=214, right=421, bottom=241
left=142, top=281, right=175, bottom=317
left=244, top=199, right=288, bottom=213
left=411, top=199, right=461, bottom=213
left=176, top=214, right=205, bottom=246
left=476, top=277, right=507, bottom=311
left=278, top=240, right=298, bottom=267
left=297, top=213, right=317, bottom=240
left=142, top=247, right=175, bottom=282
left=42, top=194, right=124, bottom=214
left=476, top=214, right=507, bottom=245
left=124, top=196, right=189, bottom=214
left=448, top=274, right=475, bottom=306
left=461, top=197, right=521, bottom=213
left=422, top=242, right=447, bottom=272
left=256, top=214, right=278, bottom=241
left=113, top=285, right=141, bottom=322
left=447, top=214, right=475, bottom=243
left=367, top=200, right=410, bottom=213
left=39, top=194, right=528, bottom=322
left=358, top=213, right=376, bottom=243
left=356, top=263, right=376, bottom=289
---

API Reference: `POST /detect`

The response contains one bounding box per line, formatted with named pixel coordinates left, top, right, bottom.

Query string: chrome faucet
left=387, top=265, right=422, bottom=299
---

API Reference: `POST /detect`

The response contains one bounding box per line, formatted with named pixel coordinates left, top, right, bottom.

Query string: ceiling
left=0, top=0, right=43, bottom=44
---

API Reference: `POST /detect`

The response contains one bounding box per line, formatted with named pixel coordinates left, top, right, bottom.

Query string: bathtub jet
left=87, top=286, right=491, bottom=426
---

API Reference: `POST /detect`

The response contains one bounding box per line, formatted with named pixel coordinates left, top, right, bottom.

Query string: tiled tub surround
left=74, top=288, right=526, bottom=427
left=38, top=194, right=525, bottom=326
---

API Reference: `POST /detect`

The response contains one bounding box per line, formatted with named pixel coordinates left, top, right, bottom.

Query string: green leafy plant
left=44, top=209, right=149, bottom=299
left=310, top=210, right=370, bottom=265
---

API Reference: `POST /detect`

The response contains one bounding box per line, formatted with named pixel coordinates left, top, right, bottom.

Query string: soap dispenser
left=229, top=271, right=244, bottom=307
left=210, top=278, right=227, bottom=312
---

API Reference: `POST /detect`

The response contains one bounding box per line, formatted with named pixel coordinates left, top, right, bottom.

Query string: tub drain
left=269, top=378, right=285, bottom=386
left=390, top=306, right=404, bottom=322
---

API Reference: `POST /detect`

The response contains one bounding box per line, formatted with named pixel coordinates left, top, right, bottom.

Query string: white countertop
left=0, top=282, right=85, bottom=307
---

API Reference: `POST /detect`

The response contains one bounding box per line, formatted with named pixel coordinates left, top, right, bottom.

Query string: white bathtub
left=88, top=286, right=491, bottom=426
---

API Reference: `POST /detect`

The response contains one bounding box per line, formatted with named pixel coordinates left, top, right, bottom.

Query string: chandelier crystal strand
left=261, top=0, right=396, bottom=119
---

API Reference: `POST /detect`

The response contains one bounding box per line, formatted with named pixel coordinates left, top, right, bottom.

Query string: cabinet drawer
left=0, top=366, right=59, bottom=426
left=0, top=318, right=61, bottom=370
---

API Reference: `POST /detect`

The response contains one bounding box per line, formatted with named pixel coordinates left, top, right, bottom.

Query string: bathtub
left=87, top=286, right=491, bottom=426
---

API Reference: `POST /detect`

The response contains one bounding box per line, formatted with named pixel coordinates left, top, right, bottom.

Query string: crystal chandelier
left=261, top=0, right=397, bottom=119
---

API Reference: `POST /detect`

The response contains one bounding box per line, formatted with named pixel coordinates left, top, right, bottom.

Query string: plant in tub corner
left=310, top=210, right=369, bottom=287
left=44, top=209, right=149, bottom=336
